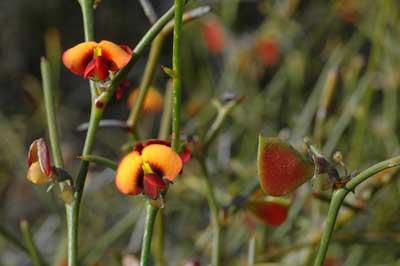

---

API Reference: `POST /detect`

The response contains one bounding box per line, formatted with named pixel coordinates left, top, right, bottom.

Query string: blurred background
left=1, top=0, right=400, bottom=265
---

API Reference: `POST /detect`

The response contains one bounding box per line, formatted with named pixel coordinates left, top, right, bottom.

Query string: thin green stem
left=79, top=0, right=94, bottom=41
left=20, top=220, right=47, bottom=266
left=152, top=83, right=173, bottom=266
left=204, top=97, right=244, bottom=149
left=127, top=35, right=165, bottom=128
left=111, top=5, right=177, bottom=90
left=313, top=155, right=400, bottom=266
left=171, top=0, right=185, bottom=151
left=127, top=5, right=211, bottom=132
left=200, top=159, right=221, bottom=266
left=140, top=202, right=159, bottom=266
left=41, top=58, right=64, bottom=168
left=78, top=154, right=117, bottom=170
left=66, top=104, right=105, bottom=266
left=0, top=224, right=28, bottom=254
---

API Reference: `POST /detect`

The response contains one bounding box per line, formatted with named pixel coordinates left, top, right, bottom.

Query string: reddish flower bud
left=27, top=139, right=55, bottom=184
left=202, top=18, right=226, bottom=54
left=256, top=38, right=280, bottom=67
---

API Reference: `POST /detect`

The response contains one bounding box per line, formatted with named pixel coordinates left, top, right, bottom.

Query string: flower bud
left=27, top=138, right=54, bottom=184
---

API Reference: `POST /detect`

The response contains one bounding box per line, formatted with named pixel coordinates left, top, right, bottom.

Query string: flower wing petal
left=62, top=42, right=97, bottom=75
left=141, top=144, right=182, bottom=182
left=115, top=151, right=143, bottom=195
left=98, top=40, right=131, bottom=70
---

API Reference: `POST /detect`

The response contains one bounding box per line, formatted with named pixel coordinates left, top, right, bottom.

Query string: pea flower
left=115, top=140, right=190, bottom=200
left=62, top=40, right=132, bottom=81
left=127, top=87, right=164, bottom=113
left=256, top=37, right=280, bottom=67
left=202, top=18, right=226, bottom=54
left=27, top=138, right=55, bottom=184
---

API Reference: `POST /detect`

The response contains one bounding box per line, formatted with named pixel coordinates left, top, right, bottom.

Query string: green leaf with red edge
left=246, top=196, right=291, bottom=226
left=257, top=135, right=314, bottom=196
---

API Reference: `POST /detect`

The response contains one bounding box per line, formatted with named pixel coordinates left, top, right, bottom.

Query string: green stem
left=79, top=0, right=94, bottom=41
left=200, top=160, right=221, bottom=266
left=152, top=84, right=173, bottom=266
left=140, top=202, right=159, bottom=266
left=204, top=97, right=244, bottom=149
left=313, top=155, right=400, bottom=266
left=41, top=58, right=64, bottom=168
left=79, top=154, right=117, bottom=170
left=20, top=220, right=47, bottom=266
left=171, top=0, right=185, bottom=151
left=127, top=35, right=165, bottom=128
left=66, top=104, right=105, bottom=266
left=111, top=5, right=177, bottom=90
left=0, top=224, right=28, bottom=254
left=127, top=5, right=211, bottom=132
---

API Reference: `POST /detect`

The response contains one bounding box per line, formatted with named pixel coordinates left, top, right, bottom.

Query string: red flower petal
left=143, top=174, right=166, bottom=200
left=257, top=136, right=314, bottom=196
left=84, top=57, right=109, bottom=81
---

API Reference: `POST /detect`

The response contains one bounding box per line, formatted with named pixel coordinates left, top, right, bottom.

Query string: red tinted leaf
left=247, top=197, right=290, bottom=226
left=257, top=136, right=314, bottom=196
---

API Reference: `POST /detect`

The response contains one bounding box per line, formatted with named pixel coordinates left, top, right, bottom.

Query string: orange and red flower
left=115, top=140, right=190, bottom=200
left=256, top=38, right=280, bottom=67
left=62, top=40, right=132, bottom=81
left=127, top=87, right=164, bottom=113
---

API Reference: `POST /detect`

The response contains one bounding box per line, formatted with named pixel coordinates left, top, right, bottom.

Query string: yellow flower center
left=93, top=46, right=102, bottom=57
left=142, top=162, right=154, bottom=175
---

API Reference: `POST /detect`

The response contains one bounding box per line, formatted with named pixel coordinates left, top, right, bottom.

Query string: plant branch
left=20, top=220, right=47, bottom=266
left=313, top=155, right=400, bottom=266
left=41, top=58, right=64, bottom=169
left=78, top=154, right=118, bottom=170
left=140, top=202, right=159, bottom=266
left=171, top=0, right=185, bottom=151
left=200, top=159, right=221, bottom=266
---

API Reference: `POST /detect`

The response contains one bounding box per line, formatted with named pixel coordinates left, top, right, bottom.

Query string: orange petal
left=98, top=40, right=131, bottom=70
left=115, top=151, right=143, bottom=195
left=27, top=162, right=53, bottom=184
left=141, top=144, right=182, bottom=182
left=62, top=42, right=97, bottom=75
left=127, top=87, right=164, bottom=113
